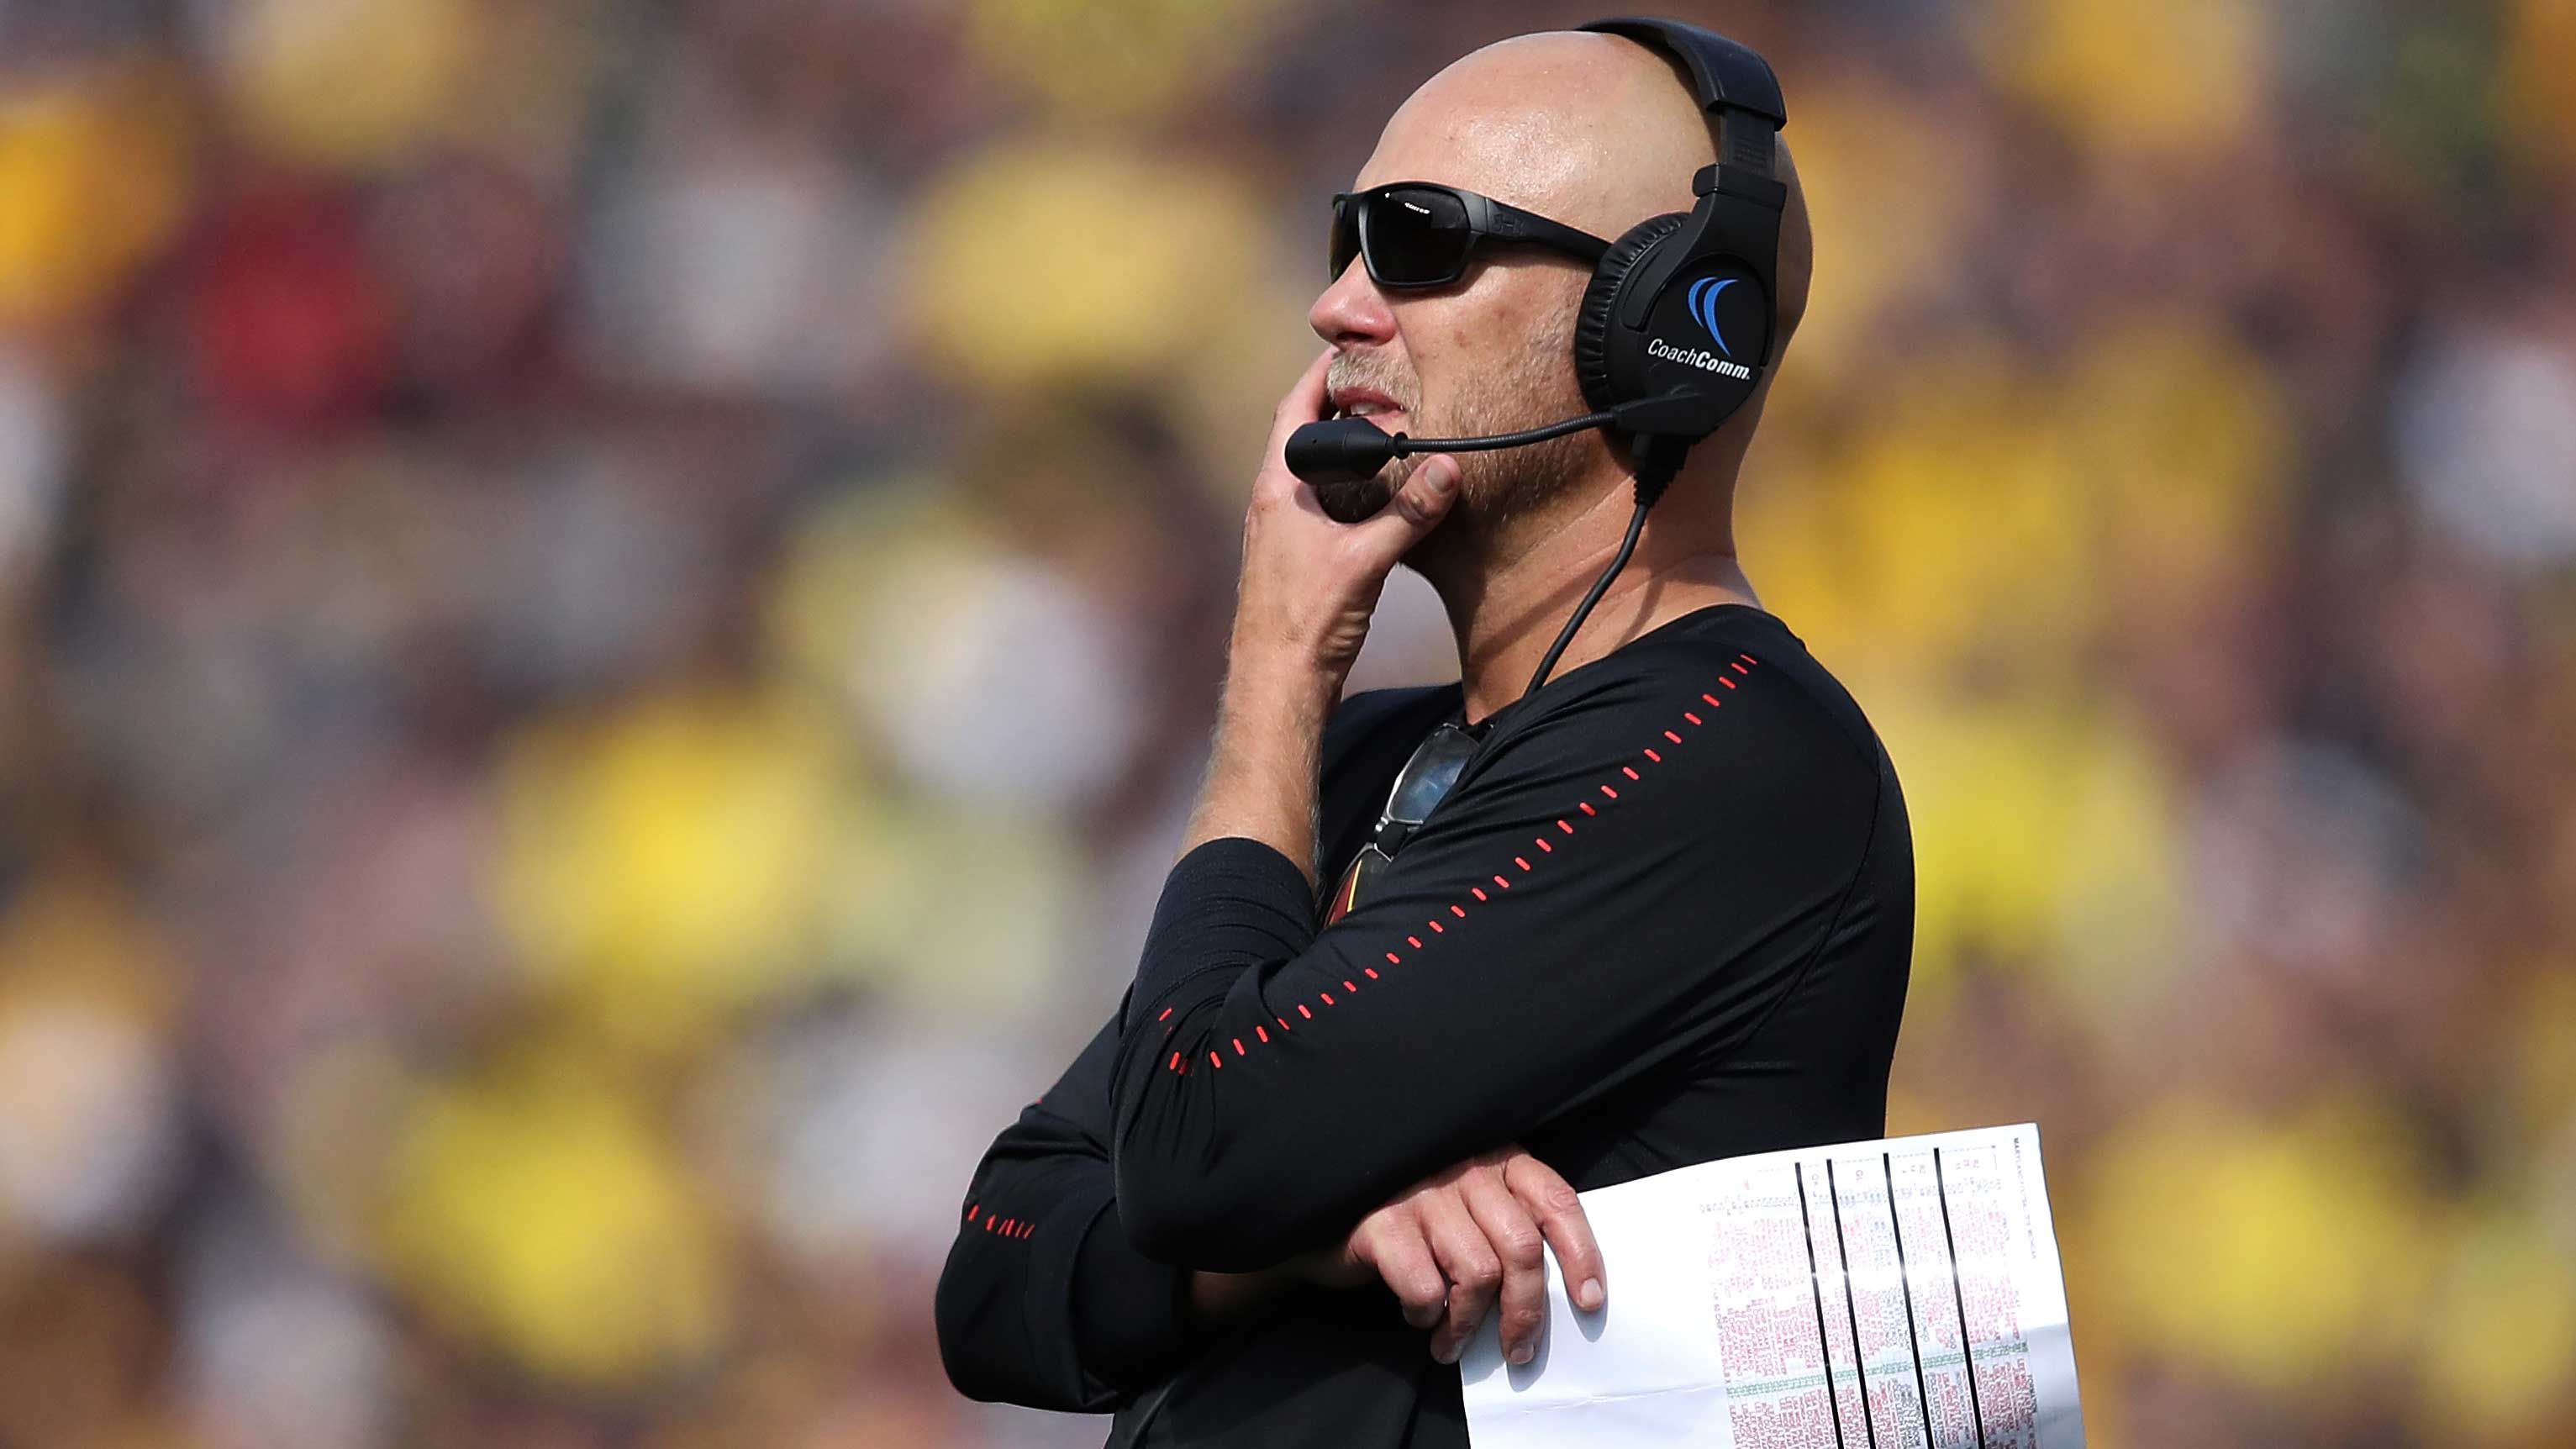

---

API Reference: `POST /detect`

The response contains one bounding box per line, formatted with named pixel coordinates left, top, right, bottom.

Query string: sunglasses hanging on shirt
left=1325, top=719, right=1484, bottom=924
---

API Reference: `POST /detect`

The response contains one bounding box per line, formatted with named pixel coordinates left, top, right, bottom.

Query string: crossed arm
left=932, top=1002, right=1603, bottom=1411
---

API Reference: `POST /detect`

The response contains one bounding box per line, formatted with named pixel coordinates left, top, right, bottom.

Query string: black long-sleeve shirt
left=935, top=603, right=1912, bottom=1447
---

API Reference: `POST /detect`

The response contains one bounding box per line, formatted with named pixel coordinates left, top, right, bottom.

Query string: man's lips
left=1328, top=387, right=1409, bottom=433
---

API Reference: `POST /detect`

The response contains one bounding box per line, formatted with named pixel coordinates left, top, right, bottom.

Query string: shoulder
left=1646, top=608, right=1887, bottom=779
left=1466, top=607, right=1887, bottom=828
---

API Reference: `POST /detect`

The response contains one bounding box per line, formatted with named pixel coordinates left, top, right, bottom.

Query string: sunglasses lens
left=1386, top=724, right=1478, bottom=825
left=1330, top=198, right=1361, bottom=281
left=1361, top=187, right=1470, bottom=286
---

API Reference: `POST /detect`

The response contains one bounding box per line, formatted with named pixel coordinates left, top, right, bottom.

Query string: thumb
left=1355, top=454, right=1462, bottom=555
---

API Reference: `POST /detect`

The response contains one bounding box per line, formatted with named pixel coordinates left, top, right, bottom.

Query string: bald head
left=1361, top=30, right=1810, bottom=349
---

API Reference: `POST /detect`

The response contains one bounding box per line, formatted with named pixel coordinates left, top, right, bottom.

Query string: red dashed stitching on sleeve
left=1159, top=662, right=1762, bottom=1074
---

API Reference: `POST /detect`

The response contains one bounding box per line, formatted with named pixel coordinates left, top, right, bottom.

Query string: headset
left=1284, top=16, right=1788, bottom=694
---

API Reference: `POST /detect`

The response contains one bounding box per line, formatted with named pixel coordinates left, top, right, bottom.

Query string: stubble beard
left=1316, top=312, right=1597, bottom=572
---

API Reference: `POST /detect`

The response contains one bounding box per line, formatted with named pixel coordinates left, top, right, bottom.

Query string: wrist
left=1177, top=640, right=1337, bottom=881
left=1219, top=645, right=1343, bottom=721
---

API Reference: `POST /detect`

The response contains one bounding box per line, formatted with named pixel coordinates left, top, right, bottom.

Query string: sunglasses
left=1325, top=719, right=1488, bottom=924
left=1330, top=183, right=1611, bottom=290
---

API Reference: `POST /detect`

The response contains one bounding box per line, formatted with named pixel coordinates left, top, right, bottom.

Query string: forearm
left=938, top=1022, right=1202, bottom=1409
left=1177, top=656, right=1341, bottom=882
left=940, top=1154, right=1194, bottom=1408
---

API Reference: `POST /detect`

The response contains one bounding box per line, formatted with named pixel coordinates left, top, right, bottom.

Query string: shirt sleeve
left=1108, top=653, right=1887, bottom=1270
left=934, top=1009, right=1201, bottom=1409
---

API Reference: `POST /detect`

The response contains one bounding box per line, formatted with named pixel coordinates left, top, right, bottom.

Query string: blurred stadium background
left=0, top=0, right=2571, bottom=1445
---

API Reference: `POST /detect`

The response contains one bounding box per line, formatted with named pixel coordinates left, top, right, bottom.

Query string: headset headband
left=1577, top=17, right=1785, bottom=182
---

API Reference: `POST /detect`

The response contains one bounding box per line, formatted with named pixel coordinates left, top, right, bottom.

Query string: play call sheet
left=1459, top=1124, right=2085, bottom=1449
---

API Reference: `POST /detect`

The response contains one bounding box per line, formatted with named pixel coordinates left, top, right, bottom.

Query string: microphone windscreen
left=1283, top=418, right=1399, bottom=484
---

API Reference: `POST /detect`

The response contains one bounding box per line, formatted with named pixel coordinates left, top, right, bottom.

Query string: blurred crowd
left=0, top=0, right=2571, bottom=1445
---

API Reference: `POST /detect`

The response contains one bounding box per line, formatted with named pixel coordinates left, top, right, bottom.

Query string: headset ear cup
left=1573, top=213, right=1691, bottom=413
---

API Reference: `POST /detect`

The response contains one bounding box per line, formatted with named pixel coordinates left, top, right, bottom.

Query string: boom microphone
left=1282, top=411, right=1617, bottom=485
left=1283, top=390, right=1715, bottom=492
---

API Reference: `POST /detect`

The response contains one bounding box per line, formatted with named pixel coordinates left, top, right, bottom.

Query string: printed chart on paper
left=1459, top=1124, right=2083, bottom=1449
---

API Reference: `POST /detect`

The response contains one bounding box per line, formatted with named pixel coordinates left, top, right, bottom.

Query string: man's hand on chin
left=1178, top=347, right=1460, bottom=871
left=1230, top=346, right=1461, bottom=684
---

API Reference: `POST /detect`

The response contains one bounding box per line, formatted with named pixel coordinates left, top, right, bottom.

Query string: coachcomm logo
left=1646, top=276, right=1752, bottom=381
left=1687, top=277, right=1736, bottom=352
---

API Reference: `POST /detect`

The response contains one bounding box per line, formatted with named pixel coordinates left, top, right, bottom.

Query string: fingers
left=1345, top=453, right=1461, bottom=561
left=1334, top=1153, right=1599, bottom=1374
left=1460, top=1165, right=1550, bottom=1366
left=1254, top=346, right=1457, bottom=558
left=1350, top=1209, right=1448, bottom=1330
left=1504, top=1151, right=1605, bottom=1314
left=1267, top=346, right=1339, bottom=451
left=1254, top=347, right=1345, bottom=515
left=1418, top=1188, right=1502, bottom=1365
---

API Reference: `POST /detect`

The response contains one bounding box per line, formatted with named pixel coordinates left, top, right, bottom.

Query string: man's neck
left=1426, top=472, right=1761, bottom=724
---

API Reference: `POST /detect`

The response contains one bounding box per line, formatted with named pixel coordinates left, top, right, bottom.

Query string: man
left=935, top=21, right=1910, bottom=1448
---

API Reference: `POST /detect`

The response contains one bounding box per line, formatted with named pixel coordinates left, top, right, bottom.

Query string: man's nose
left=1309, top=260, right=1396, bottom=348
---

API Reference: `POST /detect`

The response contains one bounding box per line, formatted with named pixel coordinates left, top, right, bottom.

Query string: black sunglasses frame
left=1330, top=183, right=1612, bottom=290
